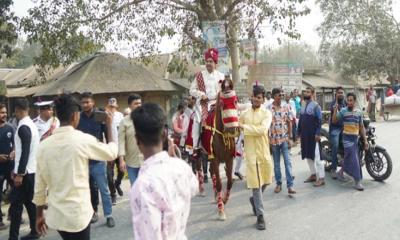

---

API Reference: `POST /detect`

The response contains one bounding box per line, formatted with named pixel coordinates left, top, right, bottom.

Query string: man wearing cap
left=189, top=48, right=224, bottom=183
left=33, top=101, right=60, bottom=141
left=105, top=98, right=124, bottom=205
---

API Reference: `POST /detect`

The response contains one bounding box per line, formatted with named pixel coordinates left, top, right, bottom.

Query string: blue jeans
left=272, top=142, right=294, bottom=188
left=127, top=167, right=140, bottom=186
left=329, top=129, right=341, bottom=171
left=89, top=161, right=112, bottom=217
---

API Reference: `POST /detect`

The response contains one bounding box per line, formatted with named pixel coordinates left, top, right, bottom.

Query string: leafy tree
left=259, top=42, right=321, bottom=68
left=0, top=0, right=18, bottom=59
left=318, top=0, right=400, bottom=82
left=21, top=0, right=310, bottom=82
left=0, top=40, right=41, bottom=68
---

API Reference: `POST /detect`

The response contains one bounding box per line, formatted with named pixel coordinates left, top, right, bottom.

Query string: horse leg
left=211, top=158, right=226, bottom=221
left=223, top=155, right=234, bottom=204
left=195, top=153, right=205, bottom=197
left=209, top=161, right=217, bottom=199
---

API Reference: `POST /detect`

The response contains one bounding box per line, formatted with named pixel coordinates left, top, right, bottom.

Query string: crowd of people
left=0, top=48, right=371, bottom=240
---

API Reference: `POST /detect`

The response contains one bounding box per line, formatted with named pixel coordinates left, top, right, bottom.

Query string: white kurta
left=189, top=70, right=224, bottom=112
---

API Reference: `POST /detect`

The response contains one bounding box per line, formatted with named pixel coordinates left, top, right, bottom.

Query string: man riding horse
left=189, top=48, right=236, bottom=220
left=189, top=48, right=224, bottom=188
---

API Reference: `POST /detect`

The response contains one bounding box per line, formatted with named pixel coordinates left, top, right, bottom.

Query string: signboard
left=247, top=63, right=303, bottom=93
left=0, top=80, right=6, bottom=96
left=271, top=64, right=303, bottom=92
left=240, top=39, right=257, bottom=66
left=202, top=21, right=230, bottom=74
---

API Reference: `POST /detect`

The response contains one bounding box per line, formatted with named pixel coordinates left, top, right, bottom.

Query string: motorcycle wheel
left=365, top=148, right=393, bottom=181
left=320, top=140, right=333, bottom=171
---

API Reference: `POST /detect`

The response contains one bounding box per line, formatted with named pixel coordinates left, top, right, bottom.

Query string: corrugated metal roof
left=302, top=74, right=355, bottom=89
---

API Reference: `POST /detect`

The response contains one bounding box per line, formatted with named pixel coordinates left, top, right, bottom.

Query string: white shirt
left=14, top=116, right=40, bottom=174
left=265, top=99, right=274, bottom=109
left=130, top=151, right=198, bottom=240
left=181, top=108, right=193, bottom=145
left=111, top=111, right=124, bottom=144
left=34, top=116, right=60, bottom=139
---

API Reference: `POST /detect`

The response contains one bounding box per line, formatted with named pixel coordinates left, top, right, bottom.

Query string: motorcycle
left=320, top=119, right=392, bottom=181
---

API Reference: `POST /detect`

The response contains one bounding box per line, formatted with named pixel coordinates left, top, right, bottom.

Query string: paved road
left=1, top=118, right=400, bottom=240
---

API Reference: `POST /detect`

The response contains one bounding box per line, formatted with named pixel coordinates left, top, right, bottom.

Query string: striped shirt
left=337, top=107, right=363, bottom=136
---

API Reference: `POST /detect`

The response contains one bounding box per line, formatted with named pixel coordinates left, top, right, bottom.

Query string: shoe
left=107, top=217, right=115, bottom=228
left=20, top=231, right=40, bottom=240
left=249, top=197, right=256, bottom=216
left=204, top=175, right=209, bottom=183
left=274, top=184, right=282, bottom=193
left=234, top=172, right=244, bottom=180
left=115, top=183, right=123, bottom=196
left=330, top=170, right=337, bottom=179
left=336, top=171, right=347, bottom=182
left=288, top=187, right=297, bottom=195
left=304, top=174, right=317, bottom=183
left=256, top=215, right=266, bottom=230
left=313, top=179, right=326, bottom=187
left=0, top=221, right=6, bottom=231
left=354, top=181, right=364, bottom=191
left=90, top=212, right=99, bottom=224
left=112, top=196, right=117, bottom=206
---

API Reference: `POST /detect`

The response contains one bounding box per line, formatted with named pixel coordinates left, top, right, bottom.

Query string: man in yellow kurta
left=239, top=85, right=273, bottom=231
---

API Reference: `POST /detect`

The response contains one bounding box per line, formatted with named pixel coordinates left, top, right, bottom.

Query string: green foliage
left=318, top=0, right=400, bottom=80
left=0, top=41, right=41, bottom=68
left=21, top=0, right=310, bottom=77
left=0, top=0, right=18, bottom=59
left=259, top=42, right=321, bottom=68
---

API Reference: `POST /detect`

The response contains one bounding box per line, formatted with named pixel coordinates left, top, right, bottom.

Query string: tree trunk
left=228, top=24, right=240, bottom=84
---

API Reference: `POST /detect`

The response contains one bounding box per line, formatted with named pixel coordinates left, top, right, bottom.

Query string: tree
left=0, top=0, right=18, bottom=59
left=259, top=42, right=321, bottom=68
left=0, top=40, right=41, bottom=68
left=318, top=0, right=400, bottom=82
left=21, top=0, right=310, bottom=82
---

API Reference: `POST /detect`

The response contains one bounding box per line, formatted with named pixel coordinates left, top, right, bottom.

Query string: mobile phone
left=94, top=111, right=107, bottom=123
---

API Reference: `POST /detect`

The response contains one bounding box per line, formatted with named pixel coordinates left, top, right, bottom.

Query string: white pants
left=306, top=143, right=325, bottom=179
left=234, top=133, right=244, bottom=173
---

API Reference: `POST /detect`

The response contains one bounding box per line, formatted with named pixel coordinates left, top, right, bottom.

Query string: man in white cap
left=33, top=100, right=60, bottom=141
left=106, top=97, right=124, bottom=205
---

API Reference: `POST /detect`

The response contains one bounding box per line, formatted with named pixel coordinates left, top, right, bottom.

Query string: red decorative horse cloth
left=220, top=90, right=239, bottom=129
left=202, top=108, right=236, bottom=160
left=201, top=109, right=215, bottom=159
left=185, top=112, right=195, bottom=150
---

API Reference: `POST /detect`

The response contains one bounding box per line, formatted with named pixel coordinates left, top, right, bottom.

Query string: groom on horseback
left=188, top=48, right=224, bottom=192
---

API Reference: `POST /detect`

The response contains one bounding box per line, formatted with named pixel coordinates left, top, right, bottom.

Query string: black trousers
left=106, top=159, right=124, bottom=198
left=58, top=224, right=90, bottom=240
left=89, top=175, right=99, bottom=212
left=0, top=172, right=12, bottom=222
left=191, top=152, right=209, bottom=176
left=9, top=174, right=37, bottom=240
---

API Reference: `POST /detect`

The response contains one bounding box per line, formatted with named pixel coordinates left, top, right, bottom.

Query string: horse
left=201, top=91, right=235, bottom=221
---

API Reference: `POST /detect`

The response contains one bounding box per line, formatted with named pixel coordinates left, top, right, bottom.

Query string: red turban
left=204, top=48, right=218, bottom=64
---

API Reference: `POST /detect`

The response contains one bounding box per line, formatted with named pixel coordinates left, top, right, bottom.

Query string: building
left=1, top=53, right=188, bottom=121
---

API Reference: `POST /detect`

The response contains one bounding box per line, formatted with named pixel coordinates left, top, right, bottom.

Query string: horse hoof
left=218, top=211, right=226, bottom=221
left=197, top=191, right=206, bottom=197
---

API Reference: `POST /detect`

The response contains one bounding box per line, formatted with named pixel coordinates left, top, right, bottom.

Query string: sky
left=11, top=0, right=400, bottom=53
